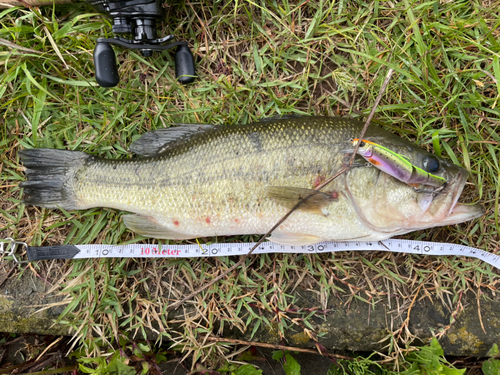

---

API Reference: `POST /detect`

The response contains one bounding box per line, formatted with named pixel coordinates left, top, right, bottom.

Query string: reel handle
left=92, top=39, right=196, bottom=87
left=175, top=44, right=196, bottom=84
left=93, top=41, right=120, bottom=88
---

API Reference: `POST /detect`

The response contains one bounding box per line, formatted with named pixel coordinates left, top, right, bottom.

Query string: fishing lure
left=351, top=139, right=447, bottom=189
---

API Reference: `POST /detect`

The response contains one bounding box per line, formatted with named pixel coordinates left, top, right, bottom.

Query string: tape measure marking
left=26, top=240, right=500, bottom=271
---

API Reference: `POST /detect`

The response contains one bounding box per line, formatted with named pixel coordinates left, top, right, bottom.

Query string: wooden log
left=0, top=270, right=69, bottom=336
left=0, top=269, right=498, bottom=357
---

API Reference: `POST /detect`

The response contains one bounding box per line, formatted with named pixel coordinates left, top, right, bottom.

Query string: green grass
left=1, top=0, right=500, bottom=369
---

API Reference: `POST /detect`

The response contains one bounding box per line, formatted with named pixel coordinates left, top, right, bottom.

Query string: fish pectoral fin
left=130, top=124, right=221, bottom=157
left=266, top=186, right=337, bottom=215
left=123, top=214, right=194, bottom=240
left=267, top=232, right=325, bottom=246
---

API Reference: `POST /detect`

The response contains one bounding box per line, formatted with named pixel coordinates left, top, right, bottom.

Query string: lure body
left=352, top=139, right=447, bottom=188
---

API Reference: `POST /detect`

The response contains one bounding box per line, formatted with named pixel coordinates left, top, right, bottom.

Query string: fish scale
left=19, top=116, right=483, bottom=244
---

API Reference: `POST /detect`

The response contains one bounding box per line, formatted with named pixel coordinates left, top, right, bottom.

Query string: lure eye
left=423, top=156, right=440, bottom=173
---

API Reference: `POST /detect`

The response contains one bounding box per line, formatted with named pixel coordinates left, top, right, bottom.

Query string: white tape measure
left=23, top=239, right=500, bottom=271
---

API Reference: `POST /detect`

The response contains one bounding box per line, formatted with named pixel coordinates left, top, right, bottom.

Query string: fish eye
left=423, top=156, right=440, bottom=173
left=359, top=141, right=365, bottom=147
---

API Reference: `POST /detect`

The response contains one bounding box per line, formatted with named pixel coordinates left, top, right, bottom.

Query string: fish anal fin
left=268, top=232, right=325, bottom=246
left=130, top=124, right=221, bottom=157
left=266, top=186, right=337, bottom=215
left=123, top=214, right=194, bottom=240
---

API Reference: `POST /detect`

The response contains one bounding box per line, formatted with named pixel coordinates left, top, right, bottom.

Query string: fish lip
left=448, top=202, right=485, bottom=218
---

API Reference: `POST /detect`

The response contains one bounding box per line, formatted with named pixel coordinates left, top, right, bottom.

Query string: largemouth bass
left=19, top=116, right=483, bottom=245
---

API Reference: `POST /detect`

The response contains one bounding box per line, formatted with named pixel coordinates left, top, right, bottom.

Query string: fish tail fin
left=19, top=149, right=90, bottom=209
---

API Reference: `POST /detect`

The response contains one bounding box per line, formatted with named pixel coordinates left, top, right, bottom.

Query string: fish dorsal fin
left=258, top=115, right=303, bottom=123
left=266, top=186, right=337, bottom=215
left=130, top=124, right=221, bottom=157
left=123, top=214, right=195, bottom=240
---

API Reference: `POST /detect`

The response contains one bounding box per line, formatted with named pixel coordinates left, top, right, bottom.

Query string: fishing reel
left=85, top=0, right=195, bottom=87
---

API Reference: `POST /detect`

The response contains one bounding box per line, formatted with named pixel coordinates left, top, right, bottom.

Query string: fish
left=19, top=116, right=484, bottom=246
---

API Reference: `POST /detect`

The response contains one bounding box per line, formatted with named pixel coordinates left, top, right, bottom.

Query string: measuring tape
left=16, top=239, right=499, bottom=271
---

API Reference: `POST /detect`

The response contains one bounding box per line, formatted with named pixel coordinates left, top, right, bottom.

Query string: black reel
left=85, top=0, right=196, bottom=87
